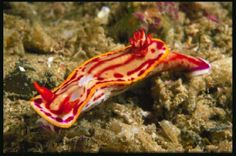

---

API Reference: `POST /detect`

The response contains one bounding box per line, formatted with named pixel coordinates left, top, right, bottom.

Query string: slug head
left=31, top=82, right=84, bottom=128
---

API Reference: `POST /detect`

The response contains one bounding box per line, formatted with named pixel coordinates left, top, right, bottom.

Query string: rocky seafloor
left=3, top=2, right=232, bottom=152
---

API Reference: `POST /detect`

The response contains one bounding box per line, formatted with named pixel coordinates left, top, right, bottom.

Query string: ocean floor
left=3, top=2, right=232, bottom=152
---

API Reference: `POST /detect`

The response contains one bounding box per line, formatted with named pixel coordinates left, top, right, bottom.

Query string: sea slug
left=31, top=29, right=211, bottom=128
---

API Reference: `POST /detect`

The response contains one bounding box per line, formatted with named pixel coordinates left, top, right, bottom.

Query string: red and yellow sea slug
left=31, top=29, right=211, bottom=128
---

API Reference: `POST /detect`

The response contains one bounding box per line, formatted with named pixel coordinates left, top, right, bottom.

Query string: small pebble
left=18, top=66, right=25, bottom=72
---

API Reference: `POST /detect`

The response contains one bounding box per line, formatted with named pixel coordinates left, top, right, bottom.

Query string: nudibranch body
left=31, top=29, right=211, bottom=128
